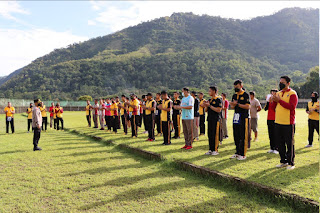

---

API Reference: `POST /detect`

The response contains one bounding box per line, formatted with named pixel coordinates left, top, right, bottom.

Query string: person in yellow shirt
left=118, top=95, right=128, bottom=135
left=39, top=102, right=47, bottom=131
left=141, top=93, right=156, bottom=141
left=126, top=94, right=139, bottom=138
left=55, top=103, right=64, bottom=130
left=110, top=98, right=119, bottom=133
left=4, top=102, right=15, bottom=134
left=26, top=103, right=33, bottom=133
left=85, top=100, right=92, bottom=127
left=305, top=92, right=319, bottom=148
left=157, top=91, right=173, bottom=145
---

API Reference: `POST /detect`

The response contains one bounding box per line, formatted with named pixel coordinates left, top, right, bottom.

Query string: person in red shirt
left=221, top=93, right=229, bottom=139
left=264, top=89, right=278, bottom=154
left=49, top=102, right=55, bottom=129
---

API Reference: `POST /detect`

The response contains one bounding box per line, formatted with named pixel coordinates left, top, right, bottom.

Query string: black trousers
left=200, top=115, right=206, bottom=134
left=138, top=115, right=142, bottom=127
left=54, top=118, right=58, bottom=129
left=33, top=127, right=41, bottom=148
left=42, top=117, right=47, bottom=131
left=112, top=116, right=119, bottom=133
left=86, top=115, right=91, bottom=127
left=308, top=119, right=319, bottom=145
left=145, top=114, right=155, bottom=140
left=121, top=114, right=128, bottom=134
left=28, top=119, right=32, bottom=131
left=233, top=118, right=250, bottom=156
left=130, top=115, right=139, bottom=137
left=106, top=116, right=112, bottom=130
left=57, top=117, right=64, bottom=130
left=155, top=114, right=162, bottom=134
left=162, top=121, right=171, bottom=144
left=143, top=113, right=147, bottom=131
left=172, top=113, right=181, bottom=138
left=275, top=124, right=295, bottom=166
left=6, top=117, right=14, bottom=133
left=208, top=119, right=220, bottom=152
left=267, top=120, right=277, bottom=150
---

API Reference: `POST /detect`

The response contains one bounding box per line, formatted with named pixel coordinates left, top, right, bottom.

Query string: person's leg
left=308, top=119, right=314, bottom=145
left=28, top=119, right=31, bottom=132
left=182, top=120, right=188, bottom=146
left=222, top=118, right=228, bottom=138
left=113, top=116, right=118, bottom=133
left=56, top=118, right=60, bottom=130
left=50, top=116, right=53, bottom=128
left=11, top=118, right=14, bottom=133
left=146, top=115, right=151, bottom=139
left=44, top=117, right=48, bottom=130
left=86, top=115, right=90, bottom=126
left=172, top=114, right=177, bottom=138
left=135, top=115, right=139, bottom=137
left=108, top=116, right=112, bottom=130
left=186, top=119, right=193, bottom=147
left=208, top=120, right=214, bottom=151
left=33, top=127, right=41, bottom=149
left=60, top=118, right=64, bottom=130
left=275, top=124, right=287, bottom=164
left=177, top=114, right=181, bottom=138
left=200, top=115, right=205, bottom=135
left=285, top=125, right=295, bottom=166
left=193, top=117, right=199, bottom=139
left=151, top=114, right=155, bottom=140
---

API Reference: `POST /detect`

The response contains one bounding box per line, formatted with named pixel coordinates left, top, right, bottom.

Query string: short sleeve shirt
left=181, top=95, right=194, bottom=120
left=250, top=98, right=261, bottom=118
left=232, top=91, right=250, bottom=118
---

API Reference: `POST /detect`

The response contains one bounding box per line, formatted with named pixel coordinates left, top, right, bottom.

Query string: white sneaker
left=205, top=151, right=212, bottom=155
left=267, top=150, right=274, bottom=153
left=276, top=163, right=288, bottom=168
left=305, top=144, right=313, bottom=148
left=272, top=150, right=279, bottom=154
left=230, top=154, right=239, bottom=159
left=287, top=165, right=295, bottom=170
left=211, top=151, right=219, bottom=156
left=237, top=156, right=246, bottom=160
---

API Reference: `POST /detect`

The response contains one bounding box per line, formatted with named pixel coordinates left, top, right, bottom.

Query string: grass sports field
left=0, top=109, right=318, bottom=212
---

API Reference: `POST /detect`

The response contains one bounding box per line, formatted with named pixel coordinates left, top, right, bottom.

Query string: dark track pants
left=33, top=127, right=41, bottom=148
left=162, top=121, right=171, bottom=144
left=86, top=115, right=91, bottom=127
left=145, top=114, right=155, bottom=140
left=57, top=117, right=64, bottom=130
left=28, top=119, right=32, bottom=131
left=155, top=114, right=162, bottom=134
left=200, top=114, right=205, bottom=135
left=131, top=115, right=139, bottom=137
left=172, top=113, right=181, bottom=138
left=308, top=119, right=319, bottom=145
left=112, top=116, right=119, bottom=133
left=42, top=117, right=47, bottom=131
left=233, top=118, right=250, bottom=156
left=267, top=120, right=277, bottom=150
left=275, top=124, right=295, bottom=166
left=208, top=119, right=221, bottom=152
left=6, top=117, right=14, bottom=133
left=121, top=114, right=128, bottom=134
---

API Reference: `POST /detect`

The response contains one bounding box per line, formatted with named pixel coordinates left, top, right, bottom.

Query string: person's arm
left=60, top=108, right=63, bottom=113
left=146, top=101, right=155, bottom=111
left=277, top=94, right=298, bottom=110
left=264, top=102, right=269, bottom=111
left=162, top=101, right=172, bottom=112
left=11, top=108, right=15, bottom=114
left=257, top=102, right=262, bottom=112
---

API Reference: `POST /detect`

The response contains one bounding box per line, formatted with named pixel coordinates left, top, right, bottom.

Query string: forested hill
left=1, top=7, right=318, bottom=100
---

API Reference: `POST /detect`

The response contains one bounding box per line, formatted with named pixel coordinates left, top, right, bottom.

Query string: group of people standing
left=85, top=76, right=319, bottom=170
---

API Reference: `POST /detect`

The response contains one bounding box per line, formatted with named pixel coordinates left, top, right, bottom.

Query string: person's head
left=30, top=103, right=33, bottom=108
left=182, top=87, right=189, bottom=97
left=191, top=91, right=197, bottom=98
left=270, top=89, right=278, bottom=96
left=147, top=93, right=153, bottom=100
left=102, top=98, right=105, bottom=103
left=56, top=103, right=60, bottom=107
left=233, top=79, right=243, bottom=93
left=121, top=95, right=126, bottom=102
left=279, top=76, right=291, bottom=91
left=94, top=99, right=98, bottom=104
left=311, top=92, right=318, bottom=102
left=142, top=95, right=147, bottom=101
left=106, top=98, right=111, bottom=103
left=173, top=91, right=179, bottom=99
left=100, top=99, right=104, bottom=104
left=51, top=102, right=54, bottom=107
left=199, top=92, right=204, bottom=100
left=7, top=102, right=11, bottom=107
left=221, top=93, right=226, bottom=100
left=208, top=86, right=218, bottom=97
left=34, top=99, right=40, bottom=107
left=130, top=94, right=136, bottom=100
left=126, top=97, right=130, bottom=102
left=115, top=96, right=119, bottom=102
left=161, top=90, right=168, bottom=100
left=39, top=102, right=43, bottom=107
left=156, top=93, right=161, bottom=99
left=249, top=91, right=255, bottom=99
left=86, top=100, right=90, bottom=105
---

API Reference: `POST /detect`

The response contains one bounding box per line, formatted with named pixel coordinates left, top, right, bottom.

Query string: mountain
left=0, top=7, right=318, bottom=100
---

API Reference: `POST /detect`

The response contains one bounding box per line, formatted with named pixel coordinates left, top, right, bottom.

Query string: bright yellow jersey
left=308, top=101, right=319, bottom=121
left=129, top=99, right=139, bottom=115
left=199, top=99, right=206, bottom=115
left=86, top=105, right=91, bottom=115
left=27, top=107, right=32, bottom=119
left=110, top=102, right=118, bottom=116
left=161, top=99, right=172, bottom=122
left=55, top=107, right=63, bottom=118
left=275, top=89, right=298, bottom=125
left=4, top=107, right=15, bottom=117
left=40, top=105, right=47, bottom=117
left=145, top=99, right=156, bottom=115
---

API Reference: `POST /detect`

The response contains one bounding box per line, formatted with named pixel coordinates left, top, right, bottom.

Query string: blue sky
left=0, top=1, right=319, bottom=76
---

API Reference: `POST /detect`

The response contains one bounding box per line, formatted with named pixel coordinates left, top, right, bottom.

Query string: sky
left=0, top=1, right=319, bottom=77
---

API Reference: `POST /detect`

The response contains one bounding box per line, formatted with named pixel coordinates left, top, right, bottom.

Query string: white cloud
left=87, top=20, right=96, bottom=26
left=0, top=28, right=88, bottom=76
left=90, top=1, right=320, bottom=33
left=0, top=1, right=29, bottom=20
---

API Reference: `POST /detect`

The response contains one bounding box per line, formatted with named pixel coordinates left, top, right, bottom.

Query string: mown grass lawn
left=64, top=109, right=319, bottom=202
left=0, top=114, right=307, bottom=212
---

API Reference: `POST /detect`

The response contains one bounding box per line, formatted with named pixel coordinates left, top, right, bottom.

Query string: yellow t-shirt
left=110, top=102, right=118, bottom=116
left=55, top=107, right=63, bottom=118
left=161, top=99, right=172, bottom=122
left=40, top=105, right=47, bottom=117
left=275, top=89, right=297, bottom=125
left=308, top=101, right=319, bottom=121
left=129, top=99, right=139, bottom=115
left=4, top=107, right=15, bottom=117
left=145, top=99, right=155, bottom=115
left=27, top=107, right=32, bottom=119
left=199, top=99, right=206, bottom=115
left=86, top=105, right=91, bottom=116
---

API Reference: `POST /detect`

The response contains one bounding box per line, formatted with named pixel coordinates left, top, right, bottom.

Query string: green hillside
left=1, top=8, right=318, bottom=100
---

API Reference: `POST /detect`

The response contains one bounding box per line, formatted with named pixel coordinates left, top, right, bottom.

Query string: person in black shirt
left=230, top=79, right=251, bottom=161
left=141, top=93, right=156, bottom=141
left=155, top=93, right=162, bottom=136
left=191, top=91, right=200, bottom=141
left=203, top=86, right=222, bottom=155
left=172, top=91, right=181, bottom=139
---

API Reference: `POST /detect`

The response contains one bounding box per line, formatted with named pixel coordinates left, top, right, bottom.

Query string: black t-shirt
left=207, top=96, right=222, bottom=121
left=232, top=91, right=250, bottom=117
left=194, top=98, right=200, bottom=117
left=173, top=99, right=181, bottom=115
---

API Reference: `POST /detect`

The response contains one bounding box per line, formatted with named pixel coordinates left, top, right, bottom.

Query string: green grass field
left=64, top=109, right=319, bottom=202
left=0, top=111, right=317, bottom=212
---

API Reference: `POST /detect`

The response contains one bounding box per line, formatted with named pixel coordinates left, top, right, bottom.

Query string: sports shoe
left=193, top=137, right=199, bottom=142
left=305, top=144, right=313, bottom=148
left=181, top=145, right=187, bottom=149
left=146, top=139, right=151, bottom=141
left=237, top=156, right=246, bottom=160
left=205, top=151, right=212, bottom=155
left=211, top=151, right=219, bottom=156
left=267, top=150, right=274, bottom=153
left=143, top=131, right=148, bottom=134
left=230, top=154, right=239, bottom=159
left=185, top=146, right=193, bottom=150
left=33, top=147, right=42, bottom=151
left=276, top=163, right=288, bottom=168
left=224, top=136, right=229, bottom=139
left=149, top=139, right=154, bottom=142
left=273, top=150, right=279, bottom=154
left=287, top=165, right=295, bottom=170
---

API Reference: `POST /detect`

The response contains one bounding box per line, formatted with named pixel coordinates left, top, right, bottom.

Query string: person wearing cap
left=55, top=103, right=64, bottom=130
left=191, top=91, right=200, bottom=141
left=32, top=99, right=42, bottom=151
left=141, top=93, right=156, bottom=141
left=26, top=103, right=33, bottom=133
left=305, top=91, right=319, bottom=148
left=157, top=91, right=172, bottom=145
left=39, top=102, right=48, bottom=132
left=4, top=102, right=15, bottom=134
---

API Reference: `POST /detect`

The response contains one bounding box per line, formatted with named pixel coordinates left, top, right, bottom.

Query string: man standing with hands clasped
left=270, top=76, right=298, bottom=170
left=32, top=99, right=42, bottom=151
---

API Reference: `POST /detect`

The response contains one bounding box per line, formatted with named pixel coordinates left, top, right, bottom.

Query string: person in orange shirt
left=126, top=94, right=139, bottom=138
left=55, top=103, right=64, bottom=130
left=26, top=103, right=33, bottom=133
left=4, top=102, right=15, bottom=134
left=39, top=102, right=48, bottom=131
left=110, top=98, right=119, bottom=133
left=49, top=102, right=55, bottom=129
